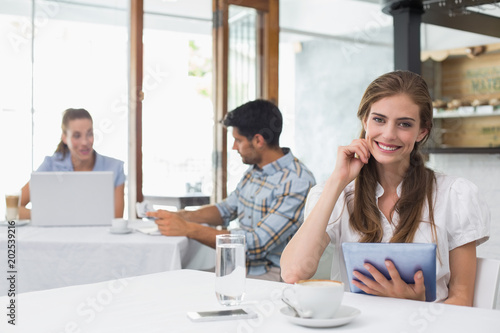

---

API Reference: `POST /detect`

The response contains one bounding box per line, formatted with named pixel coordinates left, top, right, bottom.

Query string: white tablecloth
left=0, top=220, right=214, bottom=295
left=0, top=269, right=498, bottom=332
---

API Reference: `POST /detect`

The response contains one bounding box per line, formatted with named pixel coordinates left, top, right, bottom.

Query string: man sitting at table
left=148, top=99, right=316, bottom=281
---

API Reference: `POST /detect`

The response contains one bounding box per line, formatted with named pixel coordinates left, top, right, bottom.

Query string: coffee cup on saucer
left=110, top=219, right=130, bottom=233
left=282, top=279, right=344, bottom=319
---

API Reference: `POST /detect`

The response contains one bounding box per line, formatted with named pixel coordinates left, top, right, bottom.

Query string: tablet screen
left=342, top=242, right=437, bottom=302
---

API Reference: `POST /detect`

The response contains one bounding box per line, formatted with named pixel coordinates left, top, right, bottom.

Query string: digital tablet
left=342, top=242, right=437, bottom=302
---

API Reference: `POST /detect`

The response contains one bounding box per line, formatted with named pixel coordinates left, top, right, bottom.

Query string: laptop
left=342, top=242, right=437, bottom=302
left=30, top=171, right=114, bottom=227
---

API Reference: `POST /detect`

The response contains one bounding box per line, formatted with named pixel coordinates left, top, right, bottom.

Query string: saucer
left=0, top=220, right=30, bottom=227
left=109, top=227, right=133, bottom=234
left=279, top=305, right=360, bottom=328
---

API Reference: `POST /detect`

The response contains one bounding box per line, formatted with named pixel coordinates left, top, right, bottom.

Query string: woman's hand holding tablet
left=342, top=242, right=437, bottom=302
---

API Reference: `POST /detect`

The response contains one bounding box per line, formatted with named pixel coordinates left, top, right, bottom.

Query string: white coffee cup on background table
left=111, top=218, right=128, bottom=230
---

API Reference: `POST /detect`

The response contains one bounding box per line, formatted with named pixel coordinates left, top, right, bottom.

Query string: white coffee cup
left=111, top=218, right=128, bottom=230
left=282, top=279, right=344, bottom=319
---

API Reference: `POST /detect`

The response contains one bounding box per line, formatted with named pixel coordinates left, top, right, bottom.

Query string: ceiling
left=382, top=0, right=500, bottom=38
left=280, top=0, right=500, bottom=50
left=3, top=0, right=500, bottom=50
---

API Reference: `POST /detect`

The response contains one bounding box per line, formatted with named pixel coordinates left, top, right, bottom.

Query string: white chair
left=473, top=257, right=500, bottom=309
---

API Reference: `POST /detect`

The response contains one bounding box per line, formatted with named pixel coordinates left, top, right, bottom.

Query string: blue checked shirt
left=215, top=148, right=316, bottom=276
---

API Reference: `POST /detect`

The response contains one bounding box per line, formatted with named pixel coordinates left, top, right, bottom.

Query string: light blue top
left=215, top=148, right=316, bottom=276
left=36, top=151, right=126, bottom=187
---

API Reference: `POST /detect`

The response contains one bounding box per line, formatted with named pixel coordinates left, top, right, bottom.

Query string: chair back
left=473, top=257, right=500, bottom=309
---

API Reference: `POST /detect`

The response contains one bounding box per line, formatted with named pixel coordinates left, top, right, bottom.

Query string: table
left=0, top=269, right=498, bottom=332
left=0, top=220, right=215, bottom=296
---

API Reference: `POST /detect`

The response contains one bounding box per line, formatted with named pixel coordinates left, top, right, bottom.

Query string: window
left=226, top=5, right=258, bottom=192
left=142, top=1, right=213, bottom=197
left=0, top=0, right=127, bottom=215
left=0, top=0, right=32, bottom=200
left=212, top=0, right=279, bottom=200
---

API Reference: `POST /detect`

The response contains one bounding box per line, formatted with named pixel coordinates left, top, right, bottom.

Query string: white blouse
left=305, top=173, right=490, bottom=302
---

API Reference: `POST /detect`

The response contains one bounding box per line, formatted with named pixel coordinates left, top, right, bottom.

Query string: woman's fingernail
left=363, top=264, right=370, bottom=270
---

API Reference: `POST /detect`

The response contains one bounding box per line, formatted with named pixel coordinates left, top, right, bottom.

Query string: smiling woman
left=19, top=108, right=126, bottom=220
left=281, top=70, right=490, bottom=307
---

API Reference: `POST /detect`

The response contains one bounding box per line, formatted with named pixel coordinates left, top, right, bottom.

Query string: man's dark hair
left=222, top=99, right=283, bottom=147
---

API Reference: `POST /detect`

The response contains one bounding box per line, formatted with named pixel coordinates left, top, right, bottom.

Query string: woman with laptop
left=19, top=108, right=125, bottom=219
left=281, top=71, right=490, bottom=305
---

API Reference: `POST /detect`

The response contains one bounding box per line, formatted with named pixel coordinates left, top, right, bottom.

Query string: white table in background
left=0, top=220, right=215, bottom=296
left=0, top=269, right=498, bottom=333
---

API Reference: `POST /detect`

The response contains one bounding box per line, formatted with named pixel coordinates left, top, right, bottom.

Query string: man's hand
left=147, top=210, right=191, bottom=237
left=147, top=208, right=228, bottom=248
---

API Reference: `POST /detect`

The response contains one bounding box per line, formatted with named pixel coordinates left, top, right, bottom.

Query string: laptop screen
left=30, top=171, right=114, bottom=227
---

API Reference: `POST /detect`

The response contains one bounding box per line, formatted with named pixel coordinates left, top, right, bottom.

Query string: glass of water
left=215, top=234, right=246, bottom=306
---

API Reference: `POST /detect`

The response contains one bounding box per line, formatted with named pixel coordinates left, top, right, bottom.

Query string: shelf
left=423, top=147, right=500, bottom=154
left=433, top=108, right=500, bottom=119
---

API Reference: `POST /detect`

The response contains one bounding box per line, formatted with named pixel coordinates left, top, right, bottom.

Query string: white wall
left=290, top=32, right=393, bottom=182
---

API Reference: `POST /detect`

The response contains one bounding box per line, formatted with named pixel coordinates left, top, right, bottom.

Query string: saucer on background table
left=109, top=227, right=133, bottom=234
left=0, top=220, right=30, bottom=227
left=279, top=305, right=360, bottom=328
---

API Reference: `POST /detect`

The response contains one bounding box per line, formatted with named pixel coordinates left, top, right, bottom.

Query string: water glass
left=215, top=234, right=246, bottom=306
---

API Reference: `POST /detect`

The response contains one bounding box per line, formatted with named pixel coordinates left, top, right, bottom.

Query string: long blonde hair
left=348, top=71, right=436, bottom=243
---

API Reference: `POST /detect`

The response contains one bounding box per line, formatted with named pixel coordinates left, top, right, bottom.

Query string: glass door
left=213, top=0, right=278, bottom=200
left=141, top=1, right=213, bottom=206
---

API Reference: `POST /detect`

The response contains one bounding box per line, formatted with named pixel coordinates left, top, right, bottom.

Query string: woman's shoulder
left=37, top=152, right=71, bottom=171
left=432, top=172, right=490, bottom=247
left=306, top=180, right=353, bottom=210
left=94, top=151, right=124, bottom=168
left=434, top=172, right=479, bottom=194
left=44, top=152, right=66, bottom=162
left=94, top=152, right=126, bottom=186
left=309, top=180, right=354, bottom=195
